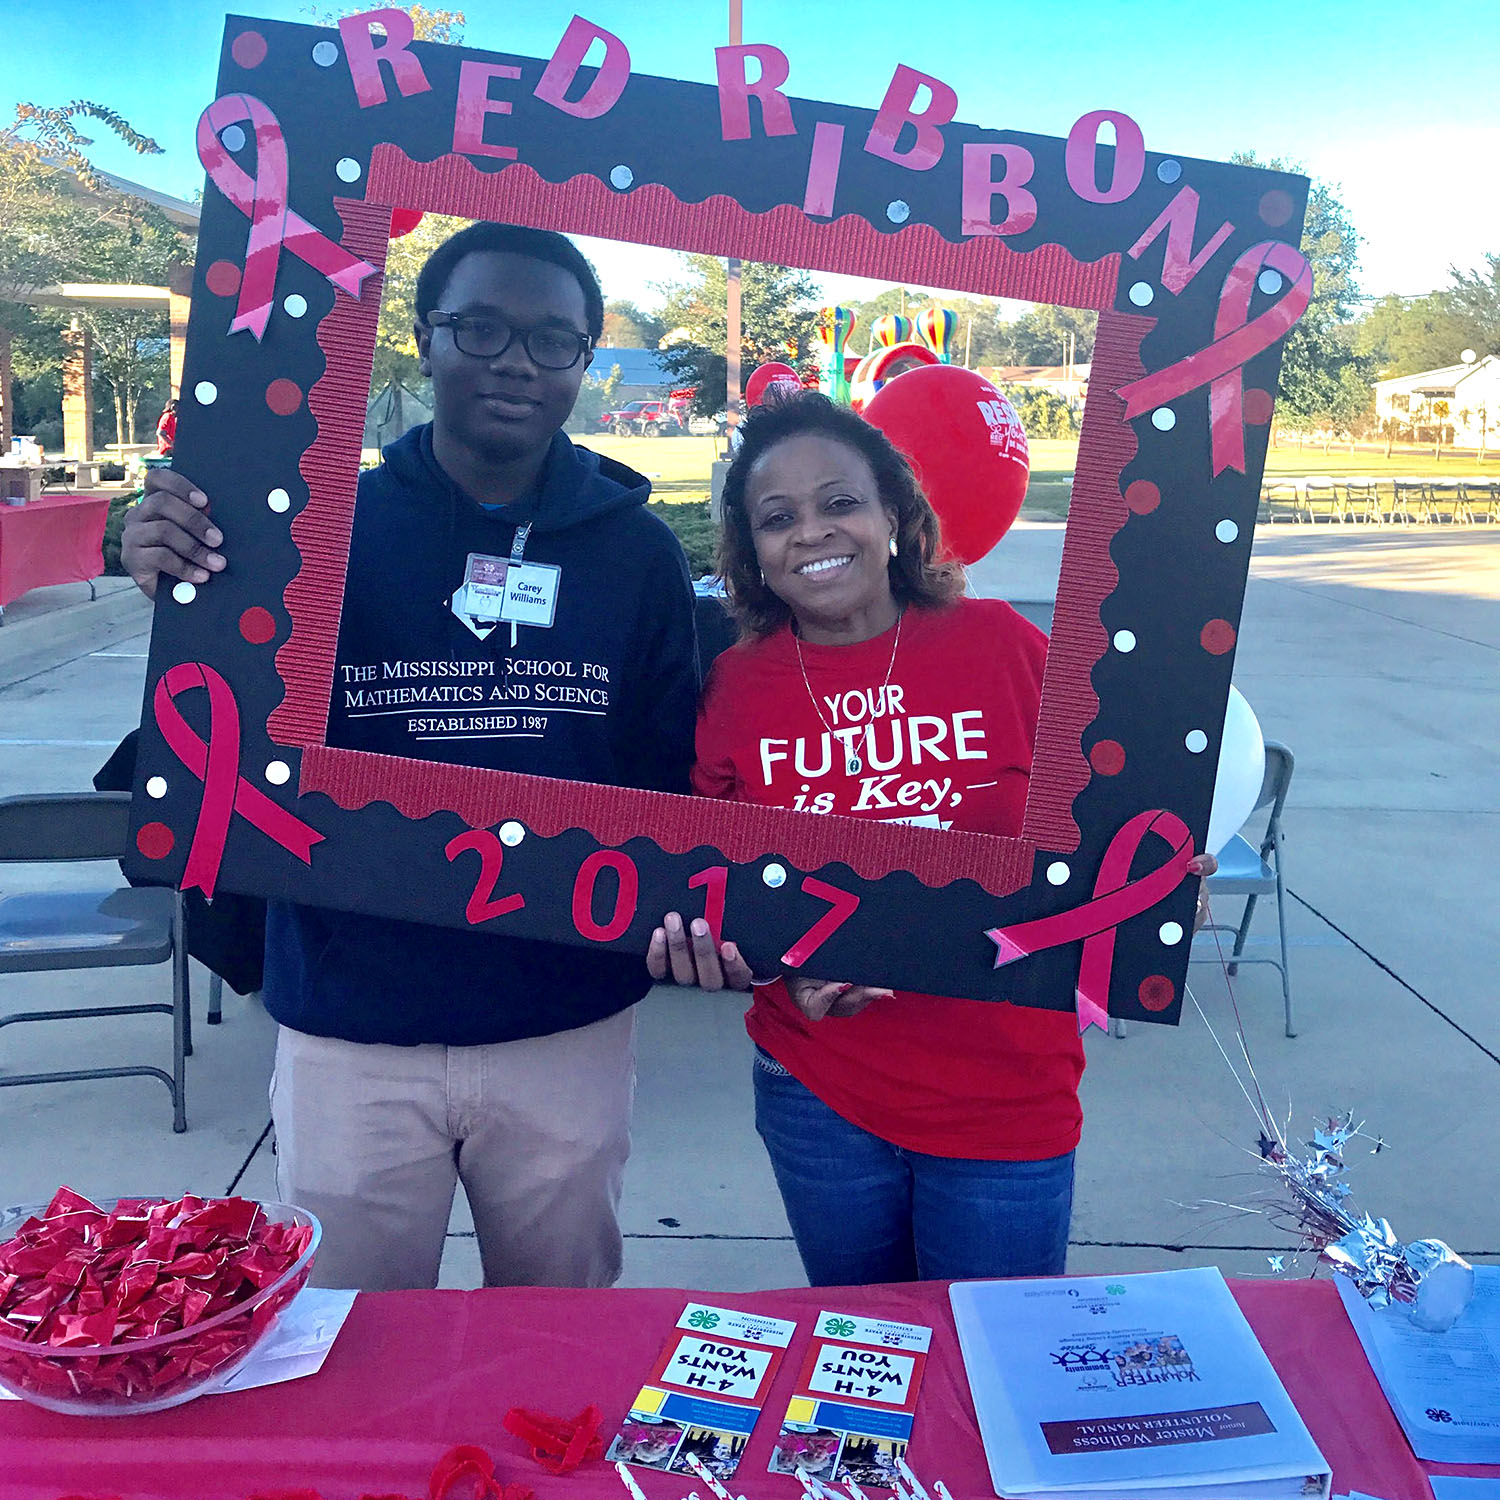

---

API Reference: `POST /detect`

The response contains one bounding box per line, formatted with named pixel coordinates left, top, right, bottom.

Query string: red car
left=598, top=399, right=683, bottom=436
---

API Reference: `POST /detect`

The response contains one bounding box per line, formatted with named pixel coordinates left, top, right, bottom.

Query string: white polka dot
left=887, top=200, right=911, bottom=224
left=283, top=294, right=307, bottom=318
left=194, top=381, right=217, bottom=405
left=264, top=760, right=291, bottom=786
left=146, top=776, right=168, bottom=799
left=1159, top=921, right=1184, bottom=946
left=1185, top=729, right=1209, bottom=754
left=171, top=581, right=197, bottom=605
left=1046, top=861, right=1070, bottom=886
left=1113, top=629, right=1137, bottom=653
left=1128, top=281, right=1154, bottom=307
left=220, top=124, right=246, bottom=152
left=312, top=40, right=339, bottom=66
left=499, top=821, right=525, bottom=847
left=267, top=487, right=291, bottom=513
left=608, top=164, right=633, bottom=190
left=1157, top=159, right=1182, bottom=183
left=1151, top=407, right=1176, bottom=432
left=335, top=157, right=362, bottom=183
left=763, top=863, right=787, bottom=889
left=1258, top=269, right=1282, bottom=295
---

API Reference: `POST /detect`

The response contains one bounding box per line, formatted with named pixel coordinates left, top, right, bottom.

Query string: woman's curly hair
left=717, top=392, right=964, bottom=637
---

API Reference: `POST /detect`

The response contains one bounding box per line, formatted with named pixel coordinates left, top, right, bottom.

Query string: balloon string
left=1204, top=893, right=1279, bottom=1139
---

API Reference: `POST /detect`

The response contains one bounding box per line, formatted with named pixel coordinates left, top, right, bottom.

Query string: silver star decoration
left=1268, top=1255, right=1285, bottom=1274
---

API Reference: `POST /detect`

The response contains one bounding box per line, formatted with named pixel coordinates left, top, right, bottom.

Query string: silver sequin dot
left=1151, top=407, right=1176, bottom=432
left=609, top=164, right=633, bottom=190
left=220, top=124, right=246, bottom=152
left=283, top=294, right=308, bottom=318
left=1258, top=269, right=1282, bottom=295
left=1185, top=729, right=1209, bottom=754
left=1159, top=921, right=1185, bottom=946
left=886, top=200, right=911, bottom=223
left=1046, top=861, right=1070, bottom=886
left=499, top=821, right=525, bottom=847
left=194, top=381, right=217, bottom=405
left=171, top=581, right=197, bottom=605
left=265, top=760, right=291, bottom=786
left=146, top=776, right=168, bottom=799
left=1113, top=629, right=1137, bottom=653
left=1128, top=281, right=1154, bottom=307
left=335, top=157, right=362, bottom=183
left=762, top=863, right=787, bottom=889
left=1216, top=519, right=1240, bottom=544
left=312, top=40, right=339, bottom=66
left=1156, top=159, right=1182, bottom=183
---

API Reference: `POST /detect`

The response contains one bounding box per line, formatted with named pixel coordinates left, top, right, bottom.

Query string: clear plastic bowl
left=0, top=1198, right=320, bottom=1416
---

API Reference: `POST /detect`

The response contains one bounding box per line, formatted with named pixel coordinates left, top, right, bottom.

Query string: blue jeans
left=753, top=1048, right=1074, bottom=1285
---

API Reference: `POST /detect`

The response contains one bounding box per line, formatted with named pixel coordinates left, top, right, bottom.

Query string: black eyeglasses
left=425, top=311, right=593, bottom=370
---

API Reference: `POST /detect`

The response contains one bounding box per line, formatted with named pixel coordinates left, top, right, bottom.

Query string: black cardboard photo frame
left=125, top=10, right=1310, bottom=1028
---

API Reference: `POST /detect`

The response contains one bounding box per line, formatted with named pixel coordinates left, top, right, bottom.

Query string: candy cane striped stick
left=934, top=1481, right=956, bottom=1500
left=614, top=1461, right=650, bottom=1500
left=684, top=1453, right=733, bottom=1500
left=896, top=1457, right=932, bottom=1500
left=844, top=1481, right=869, bottom=1500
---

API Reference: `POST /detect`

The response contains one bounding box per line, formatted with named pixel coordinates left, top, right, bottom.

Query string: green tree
left=601, top=299, right=664, bottom=349
left=654, top=255, right=819, bottom=413
left=1445, top=252, right=1500, bottom=355
left=1008, top=305, right=1096, bottom=365
left=1354, top=291, right=1474, bottom=377
left=370, top=212, right=469, bottom=395
left=309, top=5, right=465, bottom=42
left=1009, top=386, right=1078, bottom=439
left=564, top=362, right=622, bottom=435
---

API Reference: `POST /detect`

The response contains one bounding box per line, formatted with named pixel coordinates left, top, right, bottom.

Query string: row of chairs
left=1261, top=475, right=1500, bottom=525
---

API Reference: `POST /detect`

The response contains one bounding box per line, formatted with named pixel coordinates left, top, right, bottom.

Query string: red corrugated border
left=272, top=157, right=1141, bottom=894
left=366, top=148, right=1121, bottom=310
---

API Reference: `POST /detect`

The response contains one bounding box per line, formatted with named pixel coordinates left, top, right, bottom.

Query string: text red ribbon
left=195, top=94, right=378, bottom=341
left=1115, top=241, right=1312, bottom=476
left=153, top=662, right=323, bottom=898
left=987, top=809, right=1195, bottom=1034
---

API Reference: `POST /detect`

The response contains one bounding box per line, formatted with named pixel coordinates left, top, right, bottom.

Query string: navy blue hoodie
left=261, top=424, right=698, bottom=1045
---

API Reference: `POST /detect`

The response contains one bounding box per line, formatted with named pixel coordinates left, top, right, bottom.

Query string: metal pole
left=724, top=0, right=743, bottom=443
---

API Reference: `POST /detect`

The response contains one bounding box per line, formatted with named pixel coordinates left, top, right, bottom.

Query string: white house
left=1373, top=354, right=1499, bottom=450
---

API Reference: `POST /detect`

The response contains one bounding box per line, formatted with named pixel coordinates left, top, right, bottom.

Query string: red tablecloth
left=0, top=1278, right=1490, bottom=1500
left=0, top=493, right=109, bottom=609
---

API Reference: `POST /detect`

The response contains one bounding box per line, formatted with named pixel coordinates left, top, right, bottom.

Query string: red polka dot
left=1139, top=975, right=1175, bottom=1011
left=1258, top=189, right=1294, bottom=227
left=231, top=30, right=267, bottom=67
left=1089, top=740, right=1126, bottom=776
left=389, top=208, right=425, bottom=239
left=265, top=379, right=303, bottom=416
left=1124, top=480, right=1160, bottom=515
left=136, top=822, right=175, bottom=860
left=1243, top=388, right=1274, bottom=425
left=239, top=606, right=276, bottom=644
left=205, top=260, right=242, bottom=297
left=1200, top=619, right=1237, bottom=655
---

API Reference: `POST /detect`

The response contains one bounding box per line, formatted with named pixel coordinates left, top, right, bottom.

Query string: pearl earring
left=888, top=536, right=898, bottom=558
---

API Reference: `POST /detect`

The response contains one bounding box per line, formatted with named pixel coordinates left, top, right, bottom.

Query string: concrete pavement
left=1, top=523, right=1496, bottom=1289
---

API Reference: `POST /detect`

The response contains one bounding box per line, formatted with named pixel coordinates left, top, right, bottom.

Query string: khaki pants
left=269, top=1007, right=636, bottom=1291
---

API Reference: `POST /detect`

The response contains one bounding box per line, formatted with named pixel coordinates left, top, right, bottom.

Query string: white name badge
left=499, top=562, right=561, bottom=628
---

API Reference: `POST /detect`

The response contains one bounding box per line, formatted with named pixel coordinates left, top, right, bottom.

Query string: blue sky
left=8, top=0, right=1496, bottom=311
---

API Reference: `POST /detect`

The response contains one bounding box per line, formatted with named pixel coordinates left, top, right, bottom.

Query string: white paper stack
left=950, top=1267, right=1330, bottom=1500
left=1337, top=1267, right=1500, bottom=1463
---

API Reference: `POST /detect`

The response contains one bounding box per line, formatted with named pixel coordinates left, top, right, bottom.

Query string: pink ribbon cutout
left=987, top=810, right=1196, bottom=1034
left=1115, top=241, right=1312, bottom=476
left=153, top=662, right=323, bottom=898
left=195, top=93, right=378, bottom=341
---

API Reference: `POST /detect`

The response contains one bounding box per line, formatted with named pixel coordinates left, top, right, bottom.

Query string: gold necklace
left=793, top=611, right=904, bottom=777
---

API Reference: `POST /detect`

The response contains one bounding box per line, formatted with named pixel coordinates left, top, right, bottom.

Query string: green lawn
left=582, top=432, right=1500, bottom=532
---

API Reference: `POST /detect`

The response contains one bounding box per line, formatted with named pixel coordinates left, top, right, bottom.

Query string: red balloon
left=863, top=365, right=1030, bottom=565
left=389, top=208, right=425, bottom=239
left=744, top=362, right=801, bottom=408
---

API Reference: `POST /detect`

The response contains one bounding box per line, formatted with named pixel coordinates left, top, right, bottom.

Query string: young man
left=122, top=223, right=700, bottom=1291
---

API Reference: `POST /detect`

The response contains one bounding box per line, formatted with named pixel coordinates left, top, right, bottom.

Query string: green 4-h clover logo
left=823, top=1317, right=857, bottom=1337
left=688, top=1310, right=720, bottom=1330
left=1106, top=1285, right=1126, bottom=1296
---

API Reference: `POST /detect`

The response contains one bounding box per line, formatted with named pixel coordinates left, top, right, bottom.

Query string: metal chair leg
left=1228, top=894, right=1259, bottom=977
left=208, top=971, right=223, bottom=1025
left=1274, top=859, right=1295, bottom=1039
left=171, top=893, right=189, bottom=1132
